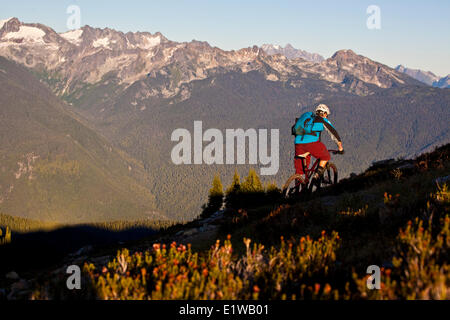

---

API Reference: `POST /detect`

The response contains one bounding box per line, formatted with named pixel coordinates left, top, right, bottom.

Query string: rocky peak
left=0, top=19, right=427, bottom=100
left=330, top=49, right=361, bottom=63
left=433, top=75, right=450, bottom=88
left=261, top=43, right=324, bottom=62
left=0, top=17, right=21, bottom=33
left=395, top=65, right=441, bottom=86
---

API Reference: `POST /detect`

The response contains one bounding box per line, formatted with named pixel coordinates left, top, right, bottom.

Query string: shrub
left=0, top=226, right=11, bottom=245
left=83, top=232, right=341, bottom=300
left=354, top=215, right=449, bottom=299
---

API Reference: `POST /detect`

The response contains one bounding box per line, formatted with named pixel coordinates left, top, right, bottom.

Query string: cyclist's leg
left=309, top=142, right=330, bottom=179
left=294, top=143, right=308, bottom=186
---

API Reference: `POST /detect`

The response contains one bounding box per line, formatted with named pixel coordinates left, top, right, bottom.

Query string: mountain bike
left=282, top=150, right=342, bottom=198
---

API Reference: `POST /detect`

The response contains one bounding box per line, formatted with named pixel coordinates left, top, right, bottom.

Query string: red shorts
left=294, top=142, right=330, bottom=175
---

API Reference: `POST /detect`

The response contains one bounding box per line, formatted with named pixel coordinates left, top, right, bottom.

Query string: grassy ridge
left=17, top=144, right=449, bottom=300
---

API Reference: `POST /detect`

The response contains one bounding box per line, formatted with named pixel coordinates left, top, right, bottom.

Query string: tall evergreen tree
left=226, top=169, right=241, bottom=194
left=241, top=168, right=263, bottom=193
left=210, top=174, right=224, bottom=197
left=201, top=174, right=224, bottom=218
left=225, top=169, right=241, bottom=209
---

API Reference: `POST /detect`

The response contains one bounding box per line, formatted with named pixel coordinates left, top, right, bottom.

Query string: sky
left=1, top=0, right=449, bottom=77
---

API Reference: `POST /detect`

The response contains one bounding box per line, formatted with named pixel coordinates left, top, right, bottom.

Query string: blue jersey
left=294, top=112, right=341, bottom=144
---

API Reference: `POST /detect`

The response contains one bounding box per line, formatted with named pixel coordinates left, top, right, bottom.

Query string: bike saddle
left=295, top=152, right=310, bottom=159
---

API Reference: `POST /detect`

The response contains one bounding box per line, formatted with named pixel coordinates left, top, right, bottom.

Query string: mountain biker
left=293, top=104, right=344, bottom=181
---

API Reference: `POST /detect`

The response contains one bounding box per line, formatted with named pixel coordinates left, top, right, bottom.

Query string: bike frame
left=297, top=149, right=339, bottom=186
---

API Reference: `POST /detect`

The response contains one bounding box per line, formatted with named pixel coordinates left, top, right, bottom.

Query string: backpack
left=291, top=112, right=317, bottom=139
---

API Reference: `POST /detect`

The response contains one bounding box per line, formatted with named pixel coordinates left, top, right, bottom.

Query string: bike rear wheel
left=282, top=174, right=306, bottom=199
left=309, top=162, right=338, bottom=193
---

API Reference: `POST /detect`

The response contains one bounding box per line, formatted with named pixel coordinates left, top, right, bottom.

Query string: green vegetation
left=223, top=168, right=281, bottom=210
left=0, top=213, right=175, bottom=234
left=225, top=170, right=241, bottom=209
left=59, top=67, right=450, bottom=222
left=0, top=57, right=160, bottom=223
left=4, top=144, right=450, bottom=300
left=0, top=213, right=60, bottom=233
left=353, top=215, right=449, bottom=299
left=240, top=168, right=263, bottom=193
left=80, top=232, right=341, bottom=300
left=0, top=226, right=11, bottom=245
left=200, top=174, right=224, bottom=219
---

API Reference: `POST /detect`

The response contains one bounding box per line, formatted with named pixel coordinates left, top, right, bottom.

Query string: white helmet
left=315, top=104, right=330, bottom=115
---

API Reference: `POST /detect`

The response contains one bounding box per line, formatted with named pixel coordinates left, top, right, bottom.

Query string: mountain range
left=0, top=17, right=449, bottom=222
left=395, top=65, right=449, bottom=88
left=260, top=44, right=324, bottom=62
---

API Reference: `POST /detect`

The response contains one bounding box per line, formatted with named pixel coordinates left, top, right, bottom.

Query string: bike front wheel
left=309, top=162, right=338, bottom=193
left=282, top=174, right=306, bottom=199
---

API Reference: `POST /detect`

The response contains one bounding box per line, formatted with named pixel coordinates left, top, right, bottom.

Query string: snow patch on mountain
left=139, top=35, right=161, bottom=49
left=61, top=29, right=83, bottom=45
left=4, top=26, right=46, bottom=44
left=261, top=43, right=325, bottom=62
left=93, top=37, right=111, bottom=49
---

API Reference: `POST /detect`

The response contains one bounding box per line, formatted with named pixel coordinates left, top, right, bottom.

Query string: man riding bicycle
left=292, top=104, right=344, bottom=181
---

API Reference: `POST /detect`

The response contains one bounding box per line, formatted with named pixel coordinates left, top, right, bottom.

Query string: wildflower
left=153, top=243, right=160, bottom=250
left=253, top=285, right=260, bottom=293
left=202, top=269, right=209, bottom=277
left=321, top=230, right=326, bottom=236
left=227, top=234, right=231, bottom=240
left=324, top=284, right=332, bottom=295
left=314, top=283, right=320, bottom=294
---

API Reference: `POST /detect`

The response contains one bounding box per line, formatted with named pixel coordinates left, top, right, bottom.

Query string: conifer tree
left=225, top=169, right=241, bottom=209
left=226, top=169, right=241, bottom=194
left=265, top=181, right=280, bottom=193
left=201, top=174, right=224, bottom=218
left=209, top=174, right=224, bottom=197
left=241, top=168, right=263, bottom=193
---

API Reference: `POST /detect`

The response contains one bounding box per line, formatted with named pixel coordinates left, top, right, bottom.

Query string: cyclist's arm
left=314, top=117, right=342, bottom=145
